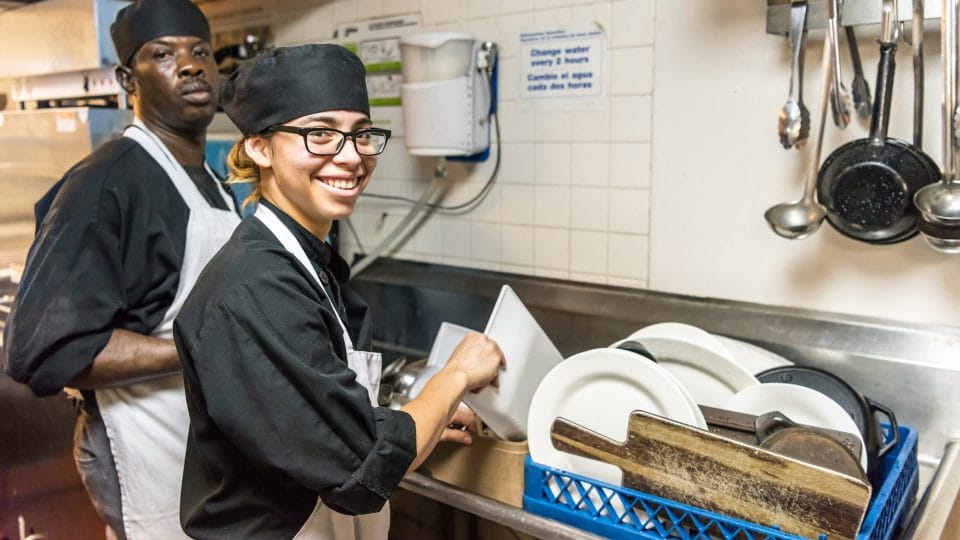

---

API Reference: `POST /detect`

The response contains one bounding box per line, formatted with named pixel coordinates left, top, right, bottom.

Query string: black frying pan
left=817, top=4, right=939, bottom=244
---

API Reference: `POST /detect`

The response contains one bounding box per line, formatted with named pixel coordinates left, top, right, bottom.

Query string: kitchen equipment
left=526, top=424, right=916, bottom=540
left=526, top=348, right=706, bottom=487
left=399, top=32, right=497, bottom=157
left=0, top=108, right=131, bottom=268
left=755, top=411, right=868, bottom=480
left=626, top=322, right=759, bottom=407
left=426, top=321, right=473, bottom=368
left=698, top=404, right=864, bottom=460
left=417, top=434, right=528, bottom=507
left=387, top=357, right=427, bottom=407
left=464, top=284, right=563, bottom=441
left=817, top=0, right=940, bottom=244
left=406, top=365, right=442, bottom=400
left=913, top=0, right=960, bottom=252
left=0, top=0, right=126, bottom=78
left=779, top=0, right=811, bottom=149
left=756, top=364, right=899, bottom=482
left=828, top=0, right=853, bottom=128
left=846, top=26, right=873, bottom=120
left=724, top=382, right=868, bottom=470
left=214, top=34, right=263, bottom=74
left=612, top=339, right=656, bottom=362
left=712, top=335, right=793, bottom=374
left=549, top=411, right=872, bottom=539
left=764, top=24, right=831, bottom=239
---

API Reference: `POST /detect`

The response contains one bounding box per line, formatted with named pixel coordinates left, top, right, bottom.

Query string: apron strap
left=125, top=118, right=237, bottom=213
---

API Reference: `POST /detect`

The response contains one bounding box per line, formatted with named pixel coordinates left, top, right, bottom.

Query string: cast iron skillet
left=615, top=340, right=657, bottom=362
left=817, top=6, right=939, bottom=244
left=756, top=365, right=899, bottom=485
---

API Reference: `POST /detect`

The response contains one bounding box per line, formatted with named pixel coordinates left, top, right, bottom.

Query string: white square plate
left=463, top=284, right=564, bottom=441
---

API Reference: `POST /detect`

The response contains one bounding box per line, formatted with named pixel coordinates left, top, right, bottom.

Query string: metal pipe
left=904, top=440, right=960, bottom=539
left=400, top=472, right=603, bottom=539
left=350, top=158, right=446, bottom=278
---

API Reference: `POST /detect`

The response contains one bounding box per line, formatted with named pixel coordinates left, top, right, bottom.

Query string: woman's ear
left=115, top=65, right=136, bottom=96
left=244, top=136, right=273, bottom=168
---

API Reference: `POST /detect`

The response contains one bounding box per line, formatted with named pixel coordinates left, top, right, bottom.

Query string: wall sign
left=338, top=14, right=422, bottom=136
left=519, top=23, right=605, bottom=101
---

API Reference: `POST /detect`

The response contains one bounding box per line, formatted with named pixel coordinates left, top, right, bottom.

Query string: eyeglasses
left=266, top=125, right=392, bottom=156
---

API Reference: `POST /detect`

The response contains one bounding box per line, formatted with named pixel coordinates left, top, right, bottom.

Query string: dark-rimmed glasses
left=265, top=125, right=392, bottom=156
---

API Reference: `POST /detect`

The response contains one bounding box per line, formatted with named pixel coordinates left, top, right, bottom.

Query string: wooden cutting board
left=550, top=410, right=871, bottom=540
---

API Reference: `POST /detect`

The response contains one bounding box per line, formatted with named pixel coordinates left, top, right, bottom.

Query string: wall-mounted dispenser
left=399, top=32, right=497, bottom=157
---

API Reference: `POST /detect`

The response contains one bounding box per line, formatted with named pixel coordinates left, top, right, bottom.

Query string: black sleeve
left=3, top=177, right=125, bottom=396
left=184, top=267, right=416, bottom=514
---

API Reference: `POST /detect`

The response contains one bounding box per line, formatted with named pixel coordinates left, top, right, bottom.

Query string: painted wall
left=208, top=0, right=960, bottom=328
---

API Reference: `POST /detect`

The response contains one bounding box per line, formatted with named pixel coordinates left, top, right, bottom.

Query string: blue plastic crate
left=523, top=425, right=918, bottom=539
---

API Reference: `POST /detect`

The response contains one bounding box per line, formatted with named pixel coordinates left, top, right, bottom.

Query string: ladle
left=765, top=25, right=832, bottom=238
left=914, top=0, right=960, bottom=252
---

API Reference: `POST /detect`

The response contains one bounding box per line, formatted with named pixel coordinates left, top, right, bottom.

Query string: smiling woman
left=172, top=44, right=504, bottom=540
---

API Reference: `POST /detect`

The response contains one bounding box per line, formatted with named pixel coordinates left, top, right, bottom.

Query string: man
left=2, top=1, right=240, bottom=538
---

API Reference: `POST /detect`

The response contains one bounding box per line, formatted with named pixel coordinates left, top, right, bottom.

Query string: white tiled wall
left=256, top=0, right=960, bottom=327
left=316, top=0, right=656, bottom=288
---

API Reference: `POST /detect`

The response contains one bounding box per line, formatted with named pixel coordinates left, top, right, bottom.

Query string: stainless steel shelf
left=767, top=0, right=942, bottom=35
left=400, top=473, right=602, bottom=539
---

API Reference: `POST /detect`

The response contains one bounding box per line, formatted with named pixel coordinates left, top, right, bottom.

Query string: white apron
left=94, top=118, right=241, bottom=540
left=254, top=205, right=388, bottom=540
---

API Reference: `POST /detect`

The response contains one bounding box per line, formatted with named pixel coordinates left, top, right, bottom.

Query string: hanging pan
left=817, top=0, right=940, bottom=244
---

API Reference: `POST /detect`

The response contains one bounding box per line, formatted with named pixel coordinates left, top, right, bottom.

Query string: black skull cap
left=111, top=0, right=211, bottom=66
left=221, top=44, right=371, bottom=136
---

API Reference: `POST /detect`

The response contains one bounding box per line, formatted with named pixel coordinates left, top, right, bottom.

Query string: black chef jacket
left=2, top=137, right=234, bottom=398
left=173, top=200, right=417, bottom=539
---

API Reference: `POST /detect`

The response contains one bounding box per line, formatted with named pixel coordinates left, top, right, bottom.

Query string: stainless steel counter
left=400, top=472, right=601, bottom=539
left=353, top=258, right=960, bottom=539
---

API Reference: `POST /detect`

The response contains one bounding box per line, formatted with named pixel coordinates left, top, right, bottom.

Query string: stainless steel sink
left=353, top=258, right=960, bottom=539
left=905, top=440, right=960, bottom=539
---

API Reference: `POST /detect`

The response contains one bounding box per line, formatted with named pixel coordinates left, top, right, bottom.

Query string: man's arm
left=68, top=328, right=181, bottom=389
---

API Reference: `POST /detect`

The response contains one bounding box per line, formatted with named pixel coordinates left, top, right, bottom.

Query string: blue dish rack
left=523, top=425, right=918, bottom=539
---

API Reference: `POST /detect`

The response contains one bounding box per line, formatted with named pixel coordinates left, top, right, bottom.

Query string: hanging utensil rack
left=767, top=0, right=940, bottom=34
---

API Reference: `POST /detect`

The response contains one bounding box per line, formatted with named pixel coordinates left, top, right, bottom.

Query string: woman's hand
left=401, top=333, right=503, bottom=473
left=439, top=404, right=479, bottom=445
left=443, top=332, right=504, bottom=392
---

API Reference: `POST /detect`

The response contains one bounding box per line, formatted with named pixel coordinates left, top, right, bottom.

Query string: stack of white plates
left=526, top=321, right=867, bottom=487
left=612, top=323, right=761, bottom=407
left=526, top=348, right=707, bottom=486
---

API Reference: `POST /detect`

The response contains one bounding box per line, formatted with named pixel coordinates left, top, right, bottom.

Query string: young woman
left=173, top=44, right=504, bottom=539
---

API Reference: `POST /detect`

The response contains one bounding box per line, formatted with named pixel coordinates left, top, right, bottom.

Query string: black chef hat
left=221, top=44, right=370, bottom=136
left=111, top=0, right=211, bottom=66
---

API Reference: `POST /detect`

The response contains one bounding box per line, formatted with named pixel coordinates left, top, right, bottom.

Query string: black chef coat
left=173, top=200, right=416, bottom=539
left=2, top=137, right=234, bottom=397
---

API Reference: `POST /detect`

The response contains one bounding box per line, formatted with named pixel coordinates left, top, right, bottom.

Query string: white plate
left=427, top=321, right=474, bottom=368
left=408, top=364, right=442, bottom=400
left=464, top=285, right=564, bottom=441
left=627, top=323, right=760, bottom=407
left=712, top=335, right=793, bottom=375
left=609, top=339, right=704, bottom=423
left=724, top=383, right=867, bottom=471
left=527, top=348, right=707, bottom=486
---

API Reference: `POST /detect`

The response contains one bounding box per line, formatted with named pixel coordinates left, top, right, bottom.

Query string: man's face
left=127, top=35, right=219, bottom=135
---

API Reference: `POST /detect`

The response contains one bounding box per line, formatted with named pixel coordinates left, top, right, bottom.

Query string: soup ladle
left=765, top=25, right=832, bottom=238
left=914, top=0, right=960, bottom=252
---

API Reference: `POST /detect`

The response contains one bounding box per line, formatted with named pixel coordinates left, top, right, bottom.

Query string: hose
left=349, top=158, right=446, bottom=278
